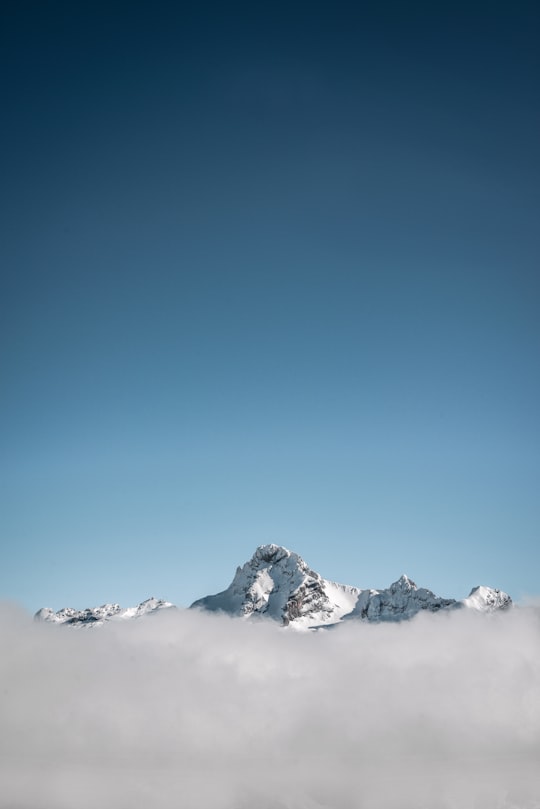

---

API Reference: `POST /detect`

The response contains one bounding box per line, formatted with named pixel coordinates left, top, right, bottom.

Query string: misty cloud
left=1, top=605, right=539, bottom=809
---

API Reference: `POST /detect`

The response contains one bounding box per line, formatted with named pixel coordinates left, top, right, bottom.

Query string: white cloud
left=1, top=604, right=539, bottom=808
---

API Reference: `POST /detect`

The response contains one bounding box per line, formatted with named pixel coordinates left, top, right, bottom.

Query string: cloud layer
left=1, top=604, right=539, bottom=808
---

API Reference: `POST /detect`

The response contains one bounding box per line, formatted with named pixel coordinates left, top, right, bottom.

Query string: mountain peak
left=391, top=574, right=417, bottom=591
left=191, top=544, right=350, bottom=627
left=250, top=544, right=294, bottom=566
left=462, top=585, right=512, bottom=612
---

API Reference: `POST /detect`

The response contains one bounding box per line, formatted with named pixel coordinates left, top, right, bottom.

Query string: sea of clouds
left=1, top=603, right=539, bottom=809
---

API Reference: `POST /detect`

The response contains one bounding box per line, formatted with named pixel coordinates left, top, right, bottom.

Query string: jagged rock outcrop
left=35, top=597, right=174, bottom=627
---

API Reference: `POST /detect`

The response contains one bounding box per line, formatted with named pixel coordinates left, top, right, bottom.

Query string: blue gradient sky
left=1, top=2, right=539, bottom=611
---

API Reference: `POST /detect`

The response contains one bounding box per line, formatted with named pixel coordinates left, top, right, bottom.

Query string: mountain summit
left=190, top=543, right=361, bottom=627
left=190, top=544, right=512, bottom=628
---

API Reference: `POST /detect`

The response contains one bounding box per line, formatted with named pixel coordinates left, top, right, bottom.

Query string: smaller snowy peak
left=461, top=586, right=512, bottom=612
left=34, top=607, right=62, bottom=623
left=34, top=598, right=174, bottom=627
left=389, top=574, right=417, bottom=592
left=136, top=596, right=172, bottom=614
left=120, top=597, right=175, bottom=619
left=346, top=576, right=456, bottom=622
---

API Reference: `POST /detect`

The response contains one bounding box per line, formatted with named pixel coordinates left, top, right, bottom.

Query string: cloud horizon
left=1, top=604, right=539, bottom=808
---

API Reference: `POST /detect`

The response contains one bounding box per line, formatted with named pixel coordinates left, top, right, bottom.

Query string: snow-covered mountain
left=35, top=597, right=174, bottom=627
left=461, top=585, right=513, bottom=612
left=191, top=544, right=512, bottom=628
left=191, top=544, right=361, bottom=627
left=35, top=544, right=512, bottom=629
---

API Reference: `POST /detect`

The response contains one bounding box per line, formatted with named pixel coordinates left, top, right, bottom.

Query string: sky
left=1, top=1, right=539, bottom=612
left=2, top=604, right=540, bottom=808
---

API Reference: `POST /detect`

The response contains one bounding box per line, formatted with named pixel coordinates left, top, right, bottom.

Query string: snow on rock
left=34, top=598, right=174, bottom=627
left=344, top=574, right=457, bottom=622
left=191, top=543, right=361, bottom=628
left=460, top=585, right=513, bottom=612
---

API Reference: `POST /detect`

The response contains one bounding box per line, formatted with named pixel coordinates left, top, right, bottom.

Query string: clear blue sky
left=1, top=1, right=538, bottom=612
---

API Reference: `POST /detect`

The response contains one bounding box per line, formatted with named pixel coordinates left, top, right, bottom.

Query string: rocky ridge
left=191, top=544, right=512, bottom=628
left=35, top=597, right=174, bottom=627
